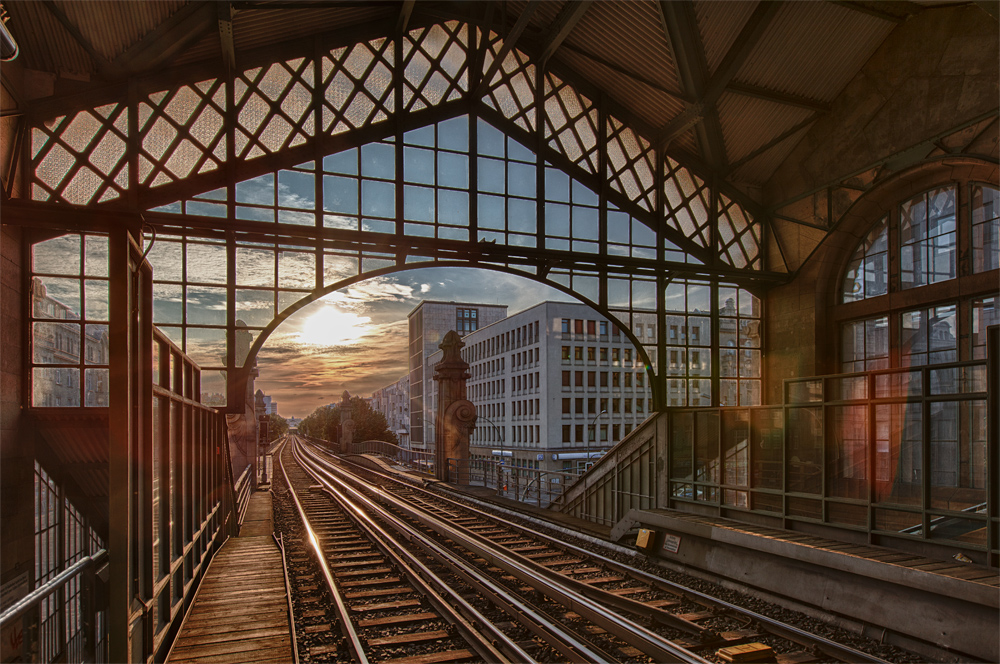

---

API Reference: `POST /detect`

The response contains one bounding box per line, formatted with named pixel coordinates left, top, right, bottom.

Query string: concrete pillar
left=433, top=331, right=477, bottom=482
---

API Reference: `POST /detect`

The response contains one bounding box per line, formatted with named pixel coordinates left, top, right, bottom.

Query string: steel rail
left=328, top=448, right=895, bottom=664
left=290, top=438, right=529, bottom=664
left=277, top=439, right=369, bottom=664
left=292, top=438, right=607, bottom=664
left=298, top=438, right=712, bottom=664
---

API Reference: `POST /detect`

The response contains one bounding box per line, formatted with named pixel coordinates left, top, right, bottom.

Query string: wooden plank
left=366, top=630, right=450, bottom=646
left=344, top=586, right=413, bottom=599
left=350, top=598, right=422, bottom=613
left=357, top=611, right=438, bottom=627
left=382, top=649, right=475, bottom=664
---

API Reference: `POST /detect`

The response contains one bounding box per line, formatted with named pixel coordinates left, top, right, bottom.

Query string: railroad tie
left=356, top=611, right=439, bottom=628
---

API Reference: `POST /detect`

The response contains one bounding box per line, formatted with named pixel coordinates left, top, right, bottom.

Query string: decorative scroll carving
left=433, top=330, right=476, bottom=482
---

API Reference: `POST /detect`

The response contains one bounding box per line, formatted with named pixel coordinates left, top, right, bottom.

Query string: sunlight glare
left=297, top=306, right=371, bottom=346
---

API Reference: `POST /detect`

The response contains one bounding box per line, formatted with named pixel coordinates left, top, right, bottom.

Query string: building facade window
left=456, top=308, right=478, bottom=334
left=838, top=182, right=998, bottom=372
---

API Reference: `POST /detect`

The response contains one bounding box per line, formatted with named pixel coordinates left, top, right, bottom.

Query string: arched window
left=838, top=182, right=999, bottom=373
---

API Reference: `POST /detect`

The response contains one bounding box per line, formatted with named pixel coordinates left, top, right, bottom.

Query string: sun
left=296, top=306, right=371, bottom=346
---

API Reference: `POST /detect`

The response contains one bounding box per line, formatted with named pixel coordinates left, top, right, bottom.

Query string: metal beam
left=557, top=42, right=689, bottom=102
left=538, top=1, right=590, bottom=65
left=657, top=1, right=782, bottom=158
left=41, top=1, right=123, bottom=79
left=829, top=1, right=918, bottom=24
left=726, top=81, right=831, bottom=113
left=112, top=2, right=217, bottom=75
left=218, top=2, right=236, bottom=71
left=476, top=0, right=543, bottom=96
left=726, top=113, right=820, bottom=174
left=396, top=0, right=415, bottom=34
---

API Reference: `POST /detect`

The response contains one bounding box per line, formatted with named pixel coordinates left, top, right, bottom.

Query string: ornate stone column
left=433, top=330, right=477, bottom=482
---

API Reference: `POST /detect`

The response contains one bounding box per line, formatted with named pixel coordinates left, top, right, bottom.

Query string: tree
left=298, top=397, right=397, bottom=445
left=266, top=413, right=288, bottom=442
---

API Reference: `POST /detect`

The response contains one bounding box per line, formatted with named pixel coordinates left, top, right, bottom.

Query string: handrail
left=0, top=549, right=108, bottom=630
left=234, top=463, right=253, bottom=527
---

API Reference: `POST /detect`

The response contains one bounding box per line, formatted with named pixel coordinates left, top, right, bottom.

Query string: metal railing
left=0, top=550, right=109, bottom=663
left=448, top=458, right=582, bottom=508
left=342, top=439, right=437, bottom=474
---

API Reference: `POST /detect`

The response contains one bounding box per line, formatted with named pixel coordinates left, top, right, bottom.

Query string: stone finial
left=439, top=329, right=464, bottom=361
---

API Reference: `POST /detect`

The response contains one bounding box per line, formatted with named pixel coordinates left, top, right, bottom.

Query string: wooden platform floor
left=167, top=491, right=293, bottom=664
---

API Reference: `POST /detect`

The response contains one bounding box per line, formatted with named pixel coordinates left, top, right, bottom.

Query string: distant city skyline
left=254, top=266, right=577, bottom=419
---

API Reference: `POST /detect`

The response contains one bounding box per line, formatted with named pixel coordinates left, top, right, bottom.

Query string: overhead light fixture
left=0, top=3, right=18, bottom=61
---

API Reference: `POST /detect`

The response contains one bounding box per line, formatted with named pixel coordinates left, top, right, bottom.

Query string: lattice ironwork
left=32, top=104, right=129, bottom=204
left=717, top=192, right=761, bottom=269
left=481, top=30, right=536, bottom=133
left=139, top=79, right=227, bottom=188
left=322, top=37, right=395, bottom=135
left=402, top=21, right=470, bottom=112
left=542, top=70, right=600, bottom=176
left=25, top=18, right=770, bottom=278
left=235, top=58, right=315, bottom=160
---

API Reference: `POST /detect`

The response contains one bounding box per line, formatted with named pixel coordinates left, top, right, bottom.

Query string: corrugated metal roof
left=173, top=4, right=393, bottom=67
left=59, top=1, right=187, bottom=62
left=734, top=2, right=896, bottom=103
left=561, top=0, right=682, bottom=97
left=694, top=0, right=760, bottom=77
left=556, top=48, right=686, bottom=131
left=728, top=122, right=811, bottom=187
left=6, top=1, right=95, bottom=76
left=717, top=91, right=814, bottom=167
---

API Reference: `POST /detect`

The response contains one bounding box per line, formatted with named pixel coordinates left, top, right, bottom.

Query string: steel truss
left=14, top=12, right=791, bottom=413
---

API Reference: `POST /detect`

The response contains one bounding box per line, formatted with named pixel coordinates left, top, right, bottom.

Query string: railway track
left=278, top=434, right=900, bottom=663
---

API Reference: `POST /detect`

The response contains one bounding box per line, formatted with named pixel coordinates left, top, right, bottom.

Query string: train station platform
left=611, top=507, right=999, bottom=661
left=166, top=491, right=294, bottom=664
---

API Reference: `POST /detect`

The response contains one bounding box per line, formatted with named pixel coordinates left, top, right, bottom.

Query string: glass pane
left=33, top=322, right=81, bottom=364
left=787, top=407, right=822, bottom=494
left=200, top=371, right=227, bottom=407
left=33, top=367, right=80, bottom=407
left=874, top=403, right=921, bottom=506
left=85, top=324, right=109, bottom=365
left=187, top=243, right=227, bottom=284
left=669, top=412, right=693, bottom=482
left=930, top=401, right=986, bottom=513
left=32, top=277, right=81, bottom=319
left=146, top=239, right=183, bottom=282
left=84, top=235, right=109, bottom=277
left=33, top=234, right=81, bottom=275
left=751, top=408, right=783, bottom=490
left=827, top=405, right=867, bottom=500
left=278, top=169, right=315, bottom=209
left=153, top=283, right=184, bottom=324
left=186, top=286, right=227, bottom=325
left=185, top=327, right=227, bottom=368
left=694, top=411, right=719, bottom=489
left=84, top=280, right=109, bottom=321
left=236, top=289, right=274, bottom=327
left=722, top=410, right=749, bottom=501
left=84, top=369, right=109, bottom=406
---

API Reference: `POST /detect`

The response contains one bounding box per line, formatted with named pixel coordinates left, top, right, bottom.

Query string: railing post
left=81, top=558, right=97, bottom=663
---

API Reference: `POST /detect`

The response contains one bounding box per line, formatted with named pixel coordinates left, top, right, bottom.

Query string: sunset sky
left=254, top=267, right=577, bottom=419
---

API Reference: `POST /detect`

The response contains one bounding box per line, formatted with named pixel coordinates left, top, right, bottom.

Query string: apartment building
left=370, top=373, right=410, bottom=444
left=406, top=300, right=507, bottom=451
left=423, top=301, right=656, bottom=474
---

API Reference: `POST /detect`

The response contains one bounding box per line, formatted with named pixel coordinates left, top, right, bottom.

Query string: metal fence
left=667, top=358, right=997, bottom=564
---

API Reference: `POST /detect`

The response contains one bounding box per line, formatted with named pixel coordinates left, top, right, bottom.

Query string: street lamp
left=586, top=409, right=607, bottom=472
left=479, top=415, right=506, bottom=459
left=479, top=415, right=506, bottom=493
